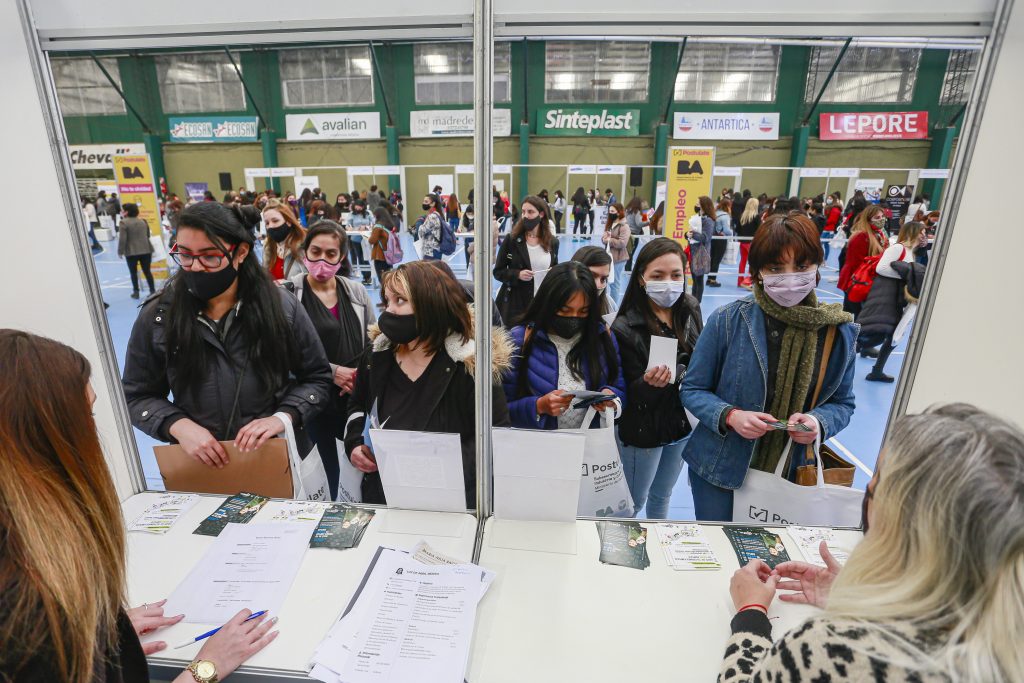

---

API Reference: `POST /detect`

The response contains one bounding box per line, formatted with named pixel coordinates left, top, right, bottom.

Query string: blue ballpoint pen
left=172, top=611, right=268, bottom=649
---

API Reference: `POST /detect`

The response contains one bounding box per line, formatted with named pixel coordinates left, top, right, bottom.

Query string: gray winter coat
left=122, top=286, right=333, bottom=442
left=118, top=217, right=154, bottom=257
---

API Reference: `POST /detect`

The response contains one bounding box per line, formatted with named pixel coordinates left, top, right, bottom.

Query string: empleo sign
left=536, top=107, right=640, bottom=137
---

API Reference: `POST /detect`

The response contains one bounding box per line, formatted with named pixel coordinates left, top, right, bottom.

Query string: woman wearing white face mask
left=680, top=214, right=858, bottom=522
left=612, top=238, right=703, bottom=519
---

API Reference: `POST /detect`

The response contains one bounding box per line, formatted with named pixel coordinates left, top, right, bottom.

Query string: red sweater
left=824, top=205, right=843, bottom=231
left=838, top=228, right=888, bottom=291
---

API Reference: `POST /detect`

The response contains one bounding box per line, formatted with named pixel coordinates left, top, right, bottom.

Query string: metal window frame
left=154, top=50, right=248, bottom=114
left=413, top=41, right=511, bottom=104
left=672, top=43, right=781, bottom=103
left=808, top=45, right=923, bottom=104
left=51, top=55, right=127, bottom=115
left=278, top=44, right=376, bottom=108
left=543, top=39, right=651, bottom=104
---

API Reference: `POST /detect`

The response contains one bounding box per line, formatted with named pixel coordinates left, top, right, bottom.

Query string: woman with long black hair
left=122, top=202, right=333, bottom=469
left=571, top=187, right=591, bottom=236
left=612, top=238, right=703, bottom=518
left=493, top=195, right=560, bottom=325
left=503, top=261, right=625, bottom=430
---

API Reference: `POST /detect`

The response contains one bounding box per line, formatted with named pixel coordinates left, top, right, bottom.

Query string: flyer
left=722, top=526, right=791, bottom=569
left=192, top=492, right=269, bottom=537
left=654, top=523, right=721, bottom=571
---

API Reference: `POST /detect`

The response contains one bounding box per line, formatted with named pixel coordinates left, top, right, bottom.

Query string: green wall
left=163, top=144, right=263, bottom=198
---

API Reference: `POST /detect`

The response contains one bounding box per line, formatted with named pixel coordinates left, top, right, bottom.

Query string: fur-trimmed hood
left=367, top=306, right=513, bottom=384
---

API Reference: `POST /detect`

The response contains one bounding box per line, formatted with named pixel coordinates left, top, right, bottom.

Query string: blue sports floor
left=94, top=230, right=902, bottom=518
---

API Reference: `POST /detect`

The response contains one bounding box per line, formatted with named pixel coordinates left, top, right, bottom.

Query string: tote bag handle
left=774, top=430, right=826, bottom=489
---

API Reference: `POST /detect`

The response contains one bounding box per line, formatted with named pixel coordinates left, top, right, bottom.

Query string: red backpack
left=847, top=246, right=905, bottom=303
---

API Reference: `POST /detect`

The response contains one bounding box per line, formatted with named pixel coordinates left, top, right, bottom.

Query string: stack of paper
left=654, top=523, right=722, bottom=571
left=310, top=505, right=375, bottom=550
left=308, top=543, right=494, bottom=683
left=128, top=493, right=199, bottom=534
left=786, top=526, right=851, bottom=568
left=193, top=492, right=269, bottom=537
left=596, top=521, right=651, bottom=570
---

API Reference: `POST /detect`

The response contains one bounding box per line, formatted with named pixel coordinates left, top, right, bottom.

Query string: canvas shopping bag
left=732, top=433, right=864, bottom=528
left=274, top=412, right=330, bottom=502
left=577, top=406, right=634, bottom=518
left=335, top=438, right=364, bottom=503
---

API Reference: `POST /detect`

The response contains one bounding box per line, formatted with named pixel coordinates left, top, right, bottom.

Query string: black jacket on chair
left=857, top=261, right=925, bottom=347
left=493, top=233, right=559, bottom=326
left=611, top=300, right=703, bottom=448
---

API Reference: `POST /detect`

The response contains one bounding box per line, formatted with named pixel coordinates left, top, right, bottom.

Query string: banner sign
left=569, top=165, right=597, bottom=175
left=855, top=179, right=885, bottom=203
left=295, top=176, right=320, bottom=195
left=69, top=143, right=146, bottom=170
left=673, top=112, right=779, bottom=140
left=819, top=111, right=928, bottom=141
left=537, top=107, right=640, bottom=137
left=113, top=154, right=167, bottom=276
left=455, top=164, right=474, bottom=174
left=664, top=147, right=715, bottom=248
left=597, top=165, right=626, bottom=175
left=245, top=167, right=270, bottom=178
left=829, top=167, right=860, bottom=178
left=799, top=168, right=830, bottom=178
left=285, top=112, right=381, bottom=141
left=169, top=116, right=259, bottom=143
left=714, top=166, right=742, bottom=176
left=882, top=184, right=916, bottom=223
left=374, top=165, right=401, bottom=176
left=409, top=108, right=512, bottom=137
left=184, top=182, right=208, bottom=202
left=271, top=167, right=296, bottom=177
left=918, top=168, right=950, bottom=179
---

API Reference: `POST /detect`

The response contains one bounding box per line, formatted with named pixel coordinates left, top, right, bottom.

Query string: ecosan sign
left=537, top=107, right=640, bottom=137
left=673, top=112, right=780, bottom=140
left=285, top=112, right=381, bottom=140
left=68, top=143, right=146, bottom=170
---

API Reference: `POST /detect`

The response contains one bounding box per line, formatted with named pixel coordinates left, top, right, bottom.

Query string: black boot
left=866, top=371, right=894, bottom=383
left=130, top=290, right=140, bottom=299
left=707, top=277, right=721, bottom=287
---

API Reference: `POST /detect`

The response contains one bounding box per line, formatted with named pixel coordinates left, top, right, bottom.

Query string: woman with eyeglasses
left=262, top=199, right=307, bottom=283
left=285, top=221, right=375, bottom=500
left=122, top=202, right=333, bottom=471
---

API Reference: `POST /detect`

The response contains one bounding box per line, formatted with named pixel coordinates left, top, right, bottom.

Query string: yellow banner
left=664, top=146, right=715, bottom=249
left=113, top=153, right=168, bottom=279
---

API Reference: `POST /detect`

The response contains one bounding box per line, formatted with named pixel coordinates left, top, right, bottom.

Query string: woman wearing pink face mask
left=287, top=221, right=376, bottom=500
left=681, top=213, right=858, bottom=521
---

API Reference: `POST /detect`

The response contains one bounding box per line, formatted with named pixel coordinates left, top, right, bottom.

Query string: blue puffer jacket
left=504, top=323, right=627, bottom=429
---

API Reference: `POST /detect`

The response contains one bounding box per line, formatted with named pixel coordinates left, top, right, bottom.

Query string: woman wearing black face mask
left=493, top=195, right=560, bottom=325
left=261, top=199, right=307, bottom=282
left=503, top=262, right=625, bottom=430
left=343, top=261, right=512, bottom=506
left=417, top=194, right=445, bottom=261
left=122, top=202, right=333, bottom=470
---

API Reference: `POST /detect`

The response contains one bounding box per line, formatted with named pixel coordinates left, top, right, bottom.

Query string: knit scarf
left=751, top=284, right=853, bottom=473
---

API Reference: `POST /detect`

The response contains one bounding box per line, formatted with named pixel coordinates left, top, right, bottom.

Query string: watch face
left=196, top=660, right=216, bottom=678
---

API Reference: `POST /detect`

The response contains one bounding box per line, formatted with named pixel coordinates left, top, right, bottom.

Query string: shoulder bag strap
left=803, top=326, right=837, bottom=465
left=224, top=355, right=251, bottom=438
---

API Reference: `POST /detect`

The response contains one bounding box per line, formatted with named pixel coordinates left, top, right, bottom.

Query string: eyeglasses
left=170, top=246, right=234, bottom=269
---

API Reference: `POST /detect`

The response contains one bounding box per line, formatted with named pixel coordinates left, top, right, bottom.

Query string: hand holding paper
left=646, top=335, right=678, bottom=383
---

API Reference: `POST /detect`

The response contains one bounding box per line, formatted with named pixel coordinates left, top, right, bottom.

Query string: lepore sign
left=537, top=107, right=640, bottom=137
left=820, top=111, right=928, bottom=141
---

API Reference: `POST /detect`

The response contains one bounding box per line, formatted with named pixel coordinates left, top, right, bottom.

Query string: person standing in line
left=494, top=195, right=559, bottom=324
left=552, top=190, right=567, bottom=232
left=601, top=202, right=630, bottom=304
left=624, top=197, right=649, bottom=272
left=681, top=213, right=857, bottom=522
left=117, top=203, right=156, bottom=300
left=287, top=222, right=374, bottom=501
left=446, top=193, right=461, bottom=236
left=735, top=197, right=761, bottom=289
left=707, top=197, right=733, bottom=288
left=587, top=189, right=598, bottom=231
left=82, top=197, right=102, bottom=252
left=347, top=198, right=373, bottom=285
left=686, top=197, right=714, bottom=303
left=613, top=238, right=703, bottom=518
left=262, top=199, right=307, bottom=282
left=366, top=184, right=382, bottom=212
left=369, top=207, right=398, bottom=284
left=808, top=201, right=828, bottom=261
left=571, top=187, right=591, bottom=237
left=417, top=194, right=445, bottom=261
left=571, top=245, right=616, bottom=316
left=837, top=204, right=889, bottom=326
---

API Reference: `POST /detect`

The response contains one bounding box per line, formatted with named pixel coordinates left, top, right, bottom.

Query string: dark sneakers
left=866, top=371, right=894, bottom=383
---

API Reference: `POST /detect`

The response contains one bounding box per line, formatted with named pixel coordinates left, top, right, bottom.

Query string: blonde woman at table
left=0, top=329, right=277, bottom=683
left=720, top=403, right=1024, bottom=682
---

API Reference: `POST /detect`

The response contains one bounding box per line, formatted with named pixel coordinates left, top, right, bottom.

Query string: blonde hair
left=740, top=197, right=760, bottom=225
left=852, top=205, right=886, bottom=256
left=827, top=403, right=1024, bottom=681
left=0, top=330, right=126, bottom=680
left=896, top=220, right=926, bottom=248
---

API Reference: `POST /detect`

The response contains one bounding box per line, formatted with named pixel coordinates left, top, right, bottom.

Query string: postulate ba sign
left=819, top=111, right=928, bottom=141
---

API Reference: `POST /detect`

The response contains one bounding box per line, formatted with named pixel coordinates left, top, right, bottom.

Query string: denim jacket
left=680, top=297, right=858, bottom=489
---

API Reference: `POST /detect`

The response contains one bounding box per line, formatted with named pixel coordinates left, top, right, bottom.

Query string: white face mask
left=644, top=280, right=685, bottom=308
left=761, top=270, right=817, bottom=308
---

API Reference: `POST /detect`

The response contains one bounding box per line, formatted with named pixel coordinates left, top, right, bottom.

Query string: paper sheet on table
left=492, top=427, right=585, bottom=522
left=369, top=429, right=466, bottom=513
left=786, top=526, right=852, bottom=568
left=646, top=334, right=677, bottom=383
left=411, top=540, right=495, bottom=599
left=164, top=522, right=315, bottom=624
left=127, top=493, right=199, bottom=534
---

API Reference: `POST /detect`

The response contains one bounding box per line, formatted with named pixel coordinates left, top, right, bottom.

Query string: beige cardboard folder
left=154, top=439, right=294, bottom=498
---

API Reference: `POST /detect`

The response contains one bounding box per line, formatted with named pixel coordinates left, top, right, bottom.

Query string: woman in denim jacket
left=681, top=213, right=858, bottom=521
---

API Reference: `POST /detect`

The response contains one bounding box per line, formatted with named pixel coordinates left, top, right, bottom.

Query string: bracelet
left=737, top=604, right=769, bottom=614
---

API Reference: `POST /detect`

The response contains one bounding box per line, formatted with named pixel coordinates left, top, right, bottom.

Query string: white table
left=123, top=493, right=477, bottom=682
left=467, top=518, right=862, bottom=683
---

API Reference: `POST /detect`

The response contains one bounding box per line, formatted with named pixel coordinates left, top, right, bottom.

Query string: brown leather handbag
left=795, top=326, right=857, bottom=488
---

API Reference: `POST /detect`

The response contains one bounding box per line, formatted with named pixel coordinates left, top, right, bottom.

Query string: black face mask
left=267, top=226, right=290, bottom=243
left=422, top=203, right=433, bottom=211
left=548, top=315, right=585, bottom=339
left=522, top=216, right=541, bottom=230
left=378, top=311, right=418, bottom=345
left=184, top=257, right=239, bottom=302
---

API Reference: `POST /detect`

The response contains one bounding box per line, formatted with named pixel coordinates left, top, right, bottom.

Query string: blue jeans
left=689, top=468, right=735, bottom=522
left=821, top=231, right=834, bottom=261
left=620, top=435, right=688, bottom=519
left=610, top=259, right=627, bottom=304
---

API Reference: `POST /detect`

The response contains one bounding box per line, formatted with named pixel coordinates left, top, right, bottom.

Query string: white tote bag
left=732, top=433, right=863, bottom=527
left=150, top=234, right=168, bottom=262
left=274, top=412, right=330, bottom=502
left=723, top=239, right=739, bottom=265
left=577, top=406, right=634, bottom=518
left=335, top=438, right=364, bottom=503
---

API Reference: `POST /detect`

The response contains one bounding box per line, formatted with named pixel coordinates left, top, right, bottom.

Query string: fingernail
left=271, top=617, right=279, bottom=624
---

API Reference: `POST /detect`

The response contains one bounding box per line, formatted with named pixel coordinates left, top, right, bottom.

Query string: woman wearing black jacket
left=493, top=195, right=559, bottom=325
left=612, top=238, right=703, bottom=518
left=571, top=186, right=591, bottom=236
left=344, top=261, right=512, bottom=507
left=122, top=202, right=333, bottom=469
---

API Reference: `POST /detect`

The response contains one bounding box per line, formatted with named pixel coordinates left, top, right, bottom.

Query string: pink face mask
left=761, top=270, right=817, bottom=307
left=303, top=256, right=342, bottom=282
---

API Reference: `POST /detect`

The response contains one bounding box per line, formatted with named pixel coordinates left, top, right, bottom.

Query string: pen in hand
left=172, top=610, right=269, bottom=649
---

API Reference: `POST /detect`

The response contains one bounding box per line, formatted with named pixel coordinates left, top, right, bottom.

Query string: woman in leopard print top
left=719, top=403, right=1024, bottom=682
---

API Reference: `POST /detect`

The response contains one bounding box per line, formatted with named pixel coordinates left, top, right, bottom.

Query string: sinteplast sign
left=536, top=107, right=640, bottom=137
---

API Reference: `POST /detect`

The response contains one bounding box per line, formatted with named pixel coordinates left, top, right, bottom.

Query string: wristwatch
left=187, top=660, right=219, bottom=683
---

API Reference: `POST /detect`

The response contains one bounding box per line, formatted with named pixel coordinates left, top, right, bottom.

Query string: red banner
left=819, top=111, right=928, bottom=141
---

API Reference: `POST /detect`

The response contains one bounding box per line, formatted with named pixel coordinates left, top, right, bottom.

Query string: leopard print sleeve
left=719, top=610, right=774, bottom=682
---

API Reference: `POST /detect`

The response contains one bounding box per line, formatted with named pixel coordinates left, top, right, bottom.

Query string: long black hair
left=618, top=237, right=700, bottom=353
left=515, top=261, right=619, bottom=395
left=166, top=202, right=297, bottom=396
